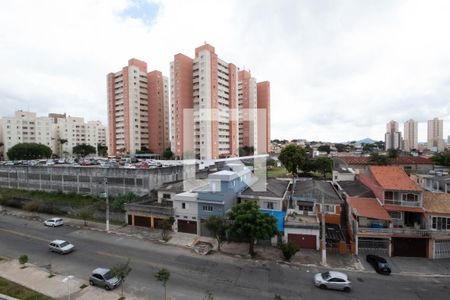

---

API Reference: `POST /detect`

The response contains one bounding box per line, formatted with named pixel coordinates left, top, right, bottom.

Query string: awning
left=383, top=205, right=424, bottom=213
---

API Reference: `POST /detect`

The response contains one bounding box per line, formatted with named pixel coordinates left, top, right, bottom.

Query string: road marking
left=0, top=228, right=49, bottom=242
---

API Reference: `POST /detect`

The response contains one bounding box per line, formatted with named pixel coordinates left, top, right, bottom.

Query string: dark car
left=366, top=254, right=391, bottom=275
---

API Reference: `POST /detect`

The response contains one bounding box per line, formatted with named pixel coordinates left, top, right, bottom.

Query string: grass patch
left=47, top=274, right=55, bottom=278
left=0, top=188, right=99, bottom=208
left=0, top=276, right=53, bottom=300
left=267, top=166, right=289, bottom=177
left=79, top=283, right=88, bottom=289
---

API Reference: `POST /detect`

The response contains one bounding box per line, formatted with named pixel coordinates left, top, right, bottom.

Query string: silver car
left=49, top=240, right=75, bottom=254
left=89, top=268, right=121, bottom=290
left=314, top=271, right=351, bottom=292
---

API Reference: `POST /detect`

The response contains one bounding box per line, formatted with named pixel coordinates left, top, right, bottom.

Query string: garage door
left=435, top=240, right=450, bottom=259
left=177, top=220, right=197, bottom=234
left=392, top=238, right=427, bottom=257
left=134, top=215, right=151, bottom=227
left=288, top=234, right=316, bottom=249
left=358, top=238, right=389, bottom=255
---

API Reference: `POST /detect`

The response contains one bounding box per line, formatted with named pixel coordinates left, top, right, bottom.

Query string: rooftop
left=337, top=181, right=375, bottom=198
left=157, top=179, right=208, bottom=194
left=240, top=178, right=289, bottom=198
left=292, top=179, right=343, bottom=204
left=337, top=156, right=433, bottom=166
left=284, top=212, right=319, bottom=229
left=347, top=197, right=391, bottom=220
left=423, top=191, right=450, bottom=215
left=369, top=166, right=422, bottom=192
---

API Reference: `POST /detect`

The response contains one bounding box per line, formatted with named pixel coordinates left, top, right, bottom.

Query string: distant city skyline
left=1, top=1, right=450, bottom=142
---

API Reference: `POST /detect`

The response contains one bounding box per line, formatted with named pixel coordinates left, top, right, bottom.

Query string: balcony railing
left=358, top=226, right=430, bottom=237
left=384, top=200, right=421, bottom=207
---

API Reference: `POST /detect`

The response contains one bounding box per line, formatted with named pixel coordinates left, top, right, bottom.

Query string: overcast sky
left=1, top=0, right=449, bottom=143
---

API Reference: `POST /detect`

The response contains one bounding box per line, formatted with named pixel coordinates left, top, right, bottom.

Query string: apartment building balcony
left=384, top=199, right=421, bottom=207
left=357, top=226, right=431, bottom=237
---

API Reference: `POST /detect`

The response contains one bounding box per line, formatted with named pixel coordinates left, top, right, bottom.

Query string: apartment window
left=401, top=193, right=418, bottom=202
left=181, top=202, right=186, bottom=209
left=298, top=205, right=313, bottom=212
left=162, top=193, right=171, bottom=199
left=385, top=191, right=394, bottom=200
left=432, top=217, right=450, bottom=230
left=202, top=205, right=213, bottom=212
left=266, top=202, right=274, bottom=210
left=322, top=204, right=335, bottom=214
left=389, top=211, right=402, bottom=220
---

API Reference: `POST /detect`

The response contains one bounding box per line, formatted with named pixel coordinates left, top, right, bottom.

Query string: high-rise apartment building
left=238, top=70, right=258, bottom=152
left=385, top=120, right=402, bottom=150
left=107, top=59, right=169, bottom=156
left=0, top=111, right=107, bottom=159
left=427, top=117, right=445, bottom=152
left=403, top=119, right=418, bottom=151
left=170, top=43, right=270, bottom=160
left=257, top=81, right=271, bottom=153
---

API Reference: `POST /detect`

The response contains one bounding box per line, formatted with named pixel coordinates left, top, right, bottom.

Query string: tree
left=203, top=290, right=214, bottom=300
left=334, top=143, right=347, bottom=152
left=362, top=143, right=375, bottom=153
left=369, top=152, right=391, bottom=165
left=387, top=148, right=400, bottom=159
left=239, top=146, right=255, bottom=157
left=111, top=258, right=132, bottom=298
left=58, top=138, right=68, bottom=157
left=317, top=145, right=330, bottom=154
left=431, top=152, right=450, bottom=166
left=72, top=144, right=96, bottom=157
left=136, top=146, right=152, bottom=154
left=18, top=254, right=28, bottom=266
left=227, top=201, right=278, bottom=256
left=155, top=268, right=170, bottom=300
left=280, top=242, right=299, bottom=261
left=161, top=217, right=175, bottom=241
left=204, top=216, right=229, bottom=252
left=278, top=144, right=307, bottom=175
left=266, top=158, right=277, bottom=169
left=314, top=157, right=333, bottom=178
left=162, top=148, right=174, bottom=160
left=97, top=144, right=108, bottom=157
left=7, top=143, right=52, bottom=160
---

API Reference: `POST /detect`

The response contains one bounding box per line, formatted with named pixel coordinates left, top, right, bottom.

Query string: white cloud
left=0, top=0, right=449, bottom=142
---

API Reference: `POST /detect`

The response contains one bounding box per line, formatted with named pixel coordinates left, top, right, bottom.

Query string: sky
left=0, top=0, right=449, bottom=143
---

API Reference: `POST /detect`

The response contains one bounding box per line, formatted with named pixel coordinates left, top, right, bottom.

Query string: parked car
left=44, top=217, right=64, bottom=227
left=366, top=254, right=391, bottom=275
left=48, top=240, right=74, bottom=254
left=314, top=271, right=351, bottom=292
left=89, top=268, right=121, bottom=290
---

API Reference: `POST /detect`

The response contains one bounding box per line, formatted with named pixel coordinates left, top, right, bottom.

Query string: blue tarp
left=260, top=210, right=286, bottom=233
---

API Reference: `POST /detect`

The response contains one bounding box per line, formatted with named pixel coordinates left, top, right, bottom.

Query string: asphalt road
left=1, top=214, right=450, bottom=300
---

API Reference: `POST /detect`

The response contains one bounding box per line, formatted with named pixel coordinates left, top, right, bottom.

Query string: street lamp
left=320, top=190, right=327, bottom=266
left=62, top=275, right=74, bottom=300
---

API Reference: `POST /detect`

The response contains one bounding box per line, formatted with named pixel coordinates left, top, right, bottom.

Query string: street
left=1, top=214, right=450, bottom=300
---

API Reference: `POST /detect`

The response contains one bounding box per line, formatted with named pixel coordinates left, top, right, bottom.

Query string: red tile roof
left=423, top=192, right=450, bottom=215
left=369, top=166, right=423, bottom=192
left=347, top=197, right=391, bottom=220
left=338, top=156, right=432, bottom=165
left=384, top=205, right=424, bottom=213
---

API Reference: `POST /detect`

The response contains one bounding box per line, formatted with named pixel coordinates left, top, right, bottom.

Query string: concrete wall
left=0, top=165, right=195, bottom=197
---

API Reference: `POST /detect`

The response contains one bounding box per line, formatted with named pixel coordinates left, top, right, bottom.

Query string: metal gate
left=435, top=240, right=450, bottom=259
left=358, top=238, right=389, bottom=255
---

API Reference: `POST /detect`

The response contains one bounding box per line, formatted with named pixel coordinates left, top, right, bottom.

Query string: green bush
left=280, top=242, right=298, bottom=261
left=111, top=192, right=138, bottom=211
left=18, top=255, right=28, bottom=265
left=23, top=200, right=41, bottom=212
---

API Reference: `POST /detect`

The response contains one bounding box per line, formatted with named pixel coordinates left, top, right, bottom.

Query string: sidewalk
left=0, top=259, right=140, bottom=300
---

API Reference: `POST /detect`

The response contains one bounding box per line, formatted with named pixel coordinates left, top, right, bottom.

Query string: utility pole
left=103, top=177, right=109, bottom=232
left=321, top=190, right=327, bottom=266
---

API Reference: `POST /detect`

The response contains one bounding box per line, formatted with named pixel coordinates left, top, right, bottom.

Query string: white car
left=314, top=271, right=351, bottom=292
left=44, top=218, right=64, bottom=227
left=49, top=240, right=74, bottom=254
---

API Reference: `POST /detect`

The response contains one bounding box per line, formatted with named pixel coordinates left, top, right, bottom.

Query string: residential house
left=334, top=156, right=434, bottom=173
left=412, top=172, right=450, bottom=194
left=423, top=192, right=450, bottom=259
left=285, top=179, right=345, bottom=250
left=358, top=166, right=429, bottom=257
